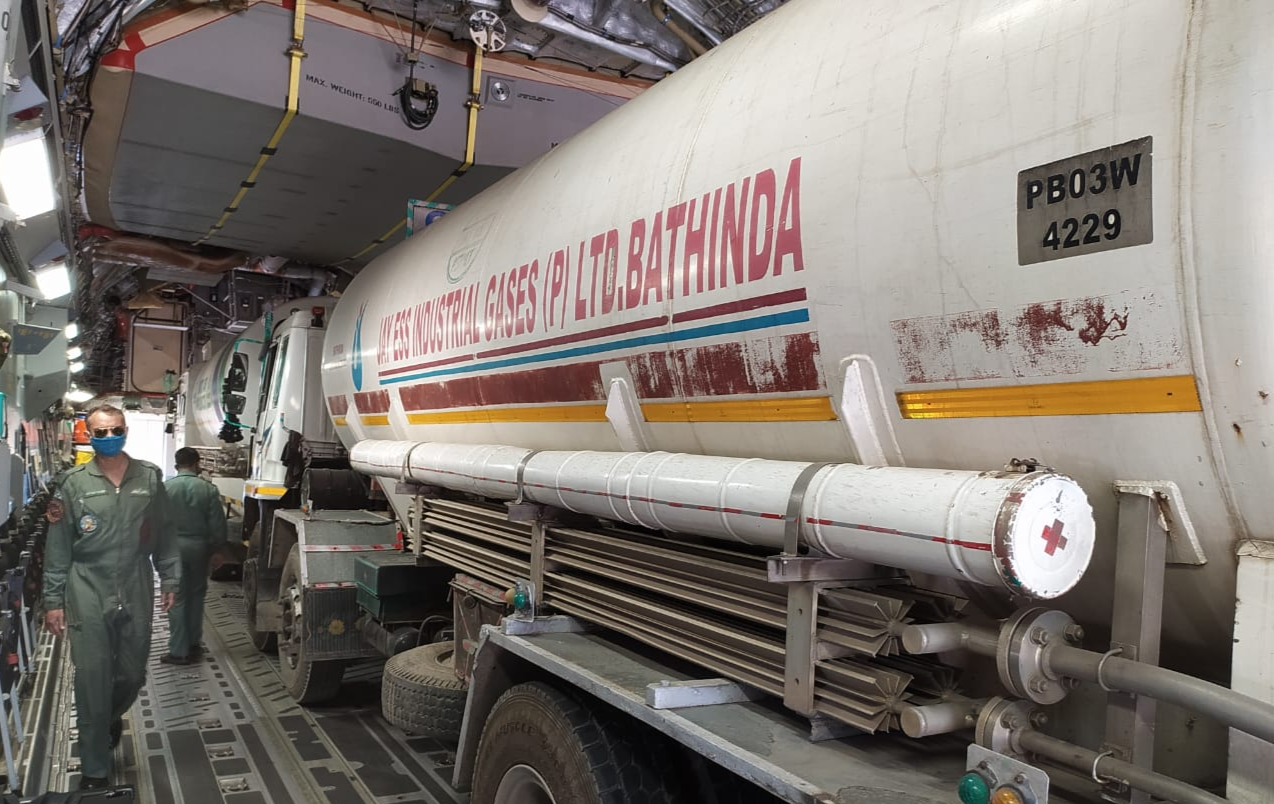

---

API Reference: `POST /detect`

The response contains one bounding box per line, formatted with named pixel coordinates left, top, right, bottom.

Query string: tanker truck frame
left=216, top=0, right=1274, bottom=801
left=222, top=295, right=1269, bottom=804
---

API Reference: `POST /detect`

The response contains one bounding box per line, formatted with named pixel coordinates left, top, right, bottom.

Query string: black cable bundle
left=396, top=0, right=438, bottom=131
left=397, top=76, right=438, bottom=130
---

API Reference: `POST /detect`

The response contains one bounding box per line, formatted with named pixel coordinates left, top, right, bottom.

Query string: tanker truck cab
left=227, top=301, right=345, bottom=529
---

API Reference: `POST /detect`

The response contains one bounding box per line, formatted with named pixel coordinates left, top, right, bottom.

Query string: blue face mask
left=90, top=434, right=127, bottom=457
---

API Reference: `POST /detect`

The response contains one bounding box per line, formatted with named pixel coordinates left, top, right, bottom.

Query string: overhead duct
left=468, top=0, right=683, bottom=71
left=85, top=235, right=248, bottom=275
left=659, top=0, right=724, bottom=46
left=650, top=0, right=709, bottom=56
left=538, top=8, right=681, bottom=71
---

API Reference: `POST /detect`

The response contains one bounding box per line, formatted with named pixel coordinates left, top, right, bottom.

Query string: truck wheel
left=691, top=756, right=780, bottom=804
left=242, top=558, right=277, bottom=652
left=381, top=642, right=466, bottom=741
left=472, top=682, right=679, bottom=804
left=277, top=546, right=345, bottom=703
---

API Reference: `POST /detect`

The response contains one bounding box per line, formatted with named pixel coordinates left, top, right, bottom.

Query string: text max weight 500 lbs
left=1017, top=137, right=1153, bottom=265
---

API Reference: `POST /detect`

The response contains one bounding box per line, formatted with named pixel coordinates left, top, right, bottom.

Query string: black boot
left=159, top=654, right=193, bottom=666
left=79, top=775, right=110, bottom=790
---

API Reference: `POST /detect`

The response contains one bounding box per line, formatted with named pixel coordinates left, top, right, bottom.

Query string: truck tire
left=380, top=642, right=466, bottom=740
left=691, top=755, right=780, bottom=804
left=277, top=546, right=345, bottom=703
left=471, top=682, right=681, bottom=804
left=242, top=558, right=277, bottom=652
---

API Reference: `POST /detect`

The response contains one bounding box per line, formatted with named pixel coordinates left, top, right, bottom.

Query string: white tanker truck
left=214, top=0, right=1274, bottom=802
left=184, top=297, right=343, bottom=534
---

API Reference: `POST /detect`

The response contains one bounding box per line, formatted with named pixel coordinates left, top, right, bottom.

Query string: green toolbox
left=353, top=553, right=450, bottom=624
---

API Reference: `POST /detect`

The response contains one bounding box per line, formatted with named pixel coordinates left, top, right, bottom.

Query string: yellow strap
left=345, top=44, right=484, bottom=262
left=195, top=0, right=307, bottom=244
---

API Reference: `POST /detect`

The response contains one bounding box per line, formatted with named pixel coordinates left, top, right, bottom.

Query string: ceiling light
left=0, top=137, right=56, bottom=220
left=65, top=388, right=94, bottom=404
left=68, top=360, right=84, bottom=373
left=65, top=322, right=78, bottom=339
left=66, top=346, right=82, bottom=360
left=35, top=262, right=70, bottom=301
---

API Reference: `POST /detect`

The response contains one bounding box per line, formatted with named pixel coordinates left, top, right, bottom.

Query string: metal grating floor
left=39, top=581, right=465, bottom=803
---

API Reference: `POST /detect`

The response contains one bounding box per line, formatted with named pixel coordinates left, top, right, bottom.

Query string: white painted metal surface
left=186, top=315, right=267, bottom=448
left=249, top=306, right=342, bottom=494
left=1228, top=540, right=1274, bottom=804
left=350, top=439, right=1094, bottom=598
left=186, top=298, right=338, bottom=448
left=316, top=0, right=1274, bottom=674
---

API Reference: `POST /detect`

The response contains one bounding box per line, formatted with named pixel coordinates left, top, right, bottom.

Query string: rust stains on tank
left=1077, top=299, right=1131, bottom=345
left=890, top=310, right=1003, bottom=383
left=893, top=290, right=1178, bottom=384
left=1015, top=302, right=1074, bottom=349
left=954, top=309, right=1007, bottom=350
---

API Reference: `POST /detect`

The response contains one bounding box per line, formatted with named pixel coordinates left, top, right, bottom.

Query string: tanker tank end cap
left=996, top=473, right=1095, bottom=600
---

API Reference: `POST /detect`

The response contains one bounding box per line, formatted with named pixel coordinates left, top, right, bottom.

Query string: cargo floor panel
left=36, top=581, right=462, bottom=804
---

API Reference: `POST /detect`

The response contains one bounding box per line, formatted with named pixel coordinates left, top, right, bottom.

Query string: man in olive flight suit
left=43, top=404, right=181, bottom=790
left=162, top=447, right=227, bottom=664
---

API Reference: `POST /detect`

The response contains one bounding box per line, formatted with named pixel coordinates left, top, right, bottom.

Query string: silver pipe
left=662, top=0, right=724, bottom=45
left=900, top=622, right=998, bottom=657
left=1018, top=730, right=1229, bottom=804
left=538, top=11, right=680, bottom=72
left=899, top=699, right=984, bottom=738
left=1048, top=644, right=1274, bottom=746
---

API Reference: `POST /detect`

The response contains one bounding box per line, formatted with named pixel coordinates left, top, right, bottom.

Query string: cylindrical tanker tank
left=186, top=317, right=267, bottom=448
left=320, top=0, right=1274, bottom=685
left=187, top=298, right=338, bottom=447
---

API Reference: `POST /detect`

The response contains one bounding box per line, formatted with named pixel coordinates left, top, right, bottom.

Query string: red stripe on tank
left=395, top=332, right=823, bottom=411
left=353, top=390, right=391, bottom=414
left=327, top=395, right=350, bottom=416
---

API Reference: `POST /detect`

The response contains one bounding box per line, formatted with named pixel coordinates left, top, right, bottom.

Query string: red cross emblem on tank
left=1041, top=518, right=1068, bottom=556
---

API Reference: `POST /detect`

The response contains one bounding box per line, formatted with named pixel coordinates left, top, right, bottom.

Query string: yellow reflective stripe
left=361, top=414, right=390, bottom=426
left=408, top=404, right=608, bottom=425
left=246, top=484, right=288, bottom=498
left=643, top=396, right=836, bottom=423
left=195, top=0, right=306, bottom=244
left=403, top=396, right=836, bottom=425
left=346, top=45, right=484, bottom=262
left=896, top=375, right=1202, bottom=419
left=331, top=416, right=348, bottom=426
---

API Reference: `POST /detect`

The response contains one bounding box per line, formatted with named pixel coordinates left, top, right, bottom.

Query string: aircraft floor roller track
left=34, top=581, right=465, bottom=804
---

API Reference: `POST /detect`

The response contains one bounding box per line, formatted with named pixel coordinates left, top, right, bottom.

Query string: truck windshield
left=257, top=343, right=278, bottom=415
left=270, top=336, right=290, bottom=407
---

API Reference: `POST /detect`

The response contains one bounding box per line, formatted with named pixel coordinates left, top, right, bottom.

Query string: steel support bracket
left=767, top=555, right=879, bottom=584
left=645, top=678, right=760, bottom=710
left=1100, top=488, right=1168, bottom=804
left=500, top=615, right=587, bottom=637
left=394, top=481, right=443, bottom=496
left=504, top=503, right=573, bottom=614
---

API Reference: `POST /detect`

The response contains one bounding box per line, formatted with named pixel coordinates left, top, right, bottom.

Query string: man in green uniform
left=162, top=447, right=227, bottom=665
left=42, top=404, right=181, bottom=790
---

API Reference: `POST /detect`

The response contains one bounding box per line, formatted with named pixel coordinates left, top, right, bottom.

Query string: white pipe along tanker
left=222, top=0, right=1274, bottom=801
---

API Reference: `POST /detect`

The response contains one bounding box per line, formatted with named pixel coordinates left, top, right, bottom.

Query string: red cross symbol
left=1041, top=519, right=1068, bottom=556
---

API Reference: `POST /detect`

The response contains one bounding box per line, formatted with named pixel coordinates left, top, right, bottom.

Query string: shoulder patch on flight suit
left=46, top=499, right=64, bottom=523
